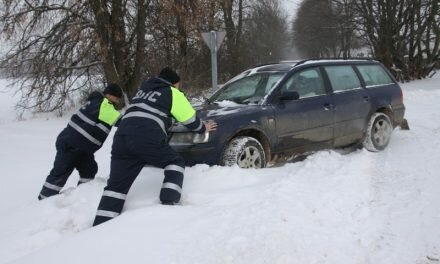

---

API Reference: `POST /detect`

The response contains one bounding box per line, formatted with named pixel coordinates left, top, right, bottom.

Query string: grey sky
left=281, top=0, right=303, bottom=21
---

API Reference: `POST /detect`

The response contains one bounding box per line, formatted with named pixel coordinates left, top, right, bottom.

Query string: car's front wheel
left=362, top=112, right=393, bottom=151
left=222, top=136, right=266, bottom=168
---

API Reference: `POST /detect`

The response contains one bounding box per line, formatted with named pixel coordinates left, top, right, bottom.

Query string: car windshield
left=209, top=73, right=284, bottom=104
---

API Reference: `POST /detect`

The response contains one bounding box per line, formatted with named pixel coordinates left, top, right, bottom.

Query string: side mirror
left=279, top=91, right=300, bottom=101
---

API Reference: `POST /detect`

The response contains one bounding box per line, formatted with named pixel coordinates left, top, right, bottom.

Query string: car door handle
left=363, top=96, right=370, bottom=102
left=323, top=103, right=334, bottom=110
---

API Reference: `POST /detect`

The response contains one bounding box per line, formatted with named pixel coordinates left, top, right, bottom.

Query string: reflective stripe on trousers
left=93, top=190, right=128, bottom=226
left=39, top=182, right=63, bottom=200
left=160, top=163, right=185, bottom=203
left=96, top=210, right=120, bottom=218
left=103, top=190, right=127, bottom=200
left=44, top=182, right=63, bottom=191
left=78, top=178, right=93, bottom=184
left=162, top=182, right=182, bottom=194
left=164, top=164, right=185, bottom=174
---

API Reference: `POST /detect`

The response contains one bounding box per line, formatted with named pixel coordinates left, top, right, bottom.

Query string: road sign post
left=202, top=30, right=225, bottom=90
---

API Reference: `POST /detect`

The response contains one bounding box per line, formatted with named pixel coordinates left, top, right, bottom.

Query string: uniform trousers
left=39, top=133, right=98, bottom=200
left=93, top=134, right=185, bottom=226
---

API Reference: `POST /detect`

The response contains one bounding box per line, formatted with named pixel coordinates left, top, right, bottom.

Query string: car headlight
left=169, top=132, right=210, bottom=145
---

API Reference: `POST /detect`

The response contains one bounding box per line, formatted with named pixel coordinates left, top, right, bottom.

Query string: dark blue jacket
left=116, top=78, right=205, bottom=143
left=58, top=91, right=120, bottom=153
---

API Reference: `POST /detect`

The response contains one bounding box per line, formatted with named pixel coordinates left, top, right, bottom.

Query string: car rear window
left=324, top=65, right=361, bottom=92
left=356, top=64, right=393, bottom=86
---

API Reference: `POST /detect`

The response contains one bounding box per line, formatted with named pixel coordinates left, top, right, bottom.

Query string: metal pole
left=210, top=30, right=218, bottom=90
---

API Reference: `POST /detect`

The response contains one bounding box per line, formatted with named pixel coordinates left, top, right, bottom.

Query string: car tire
left=362, top=112, right=393, bottom=152
left=222, top=136, right=266, bottom=168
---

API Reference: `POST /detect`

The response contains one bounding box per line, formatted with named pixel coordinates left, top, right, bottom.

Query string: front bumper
left=171, top=143, right=221, bottom=166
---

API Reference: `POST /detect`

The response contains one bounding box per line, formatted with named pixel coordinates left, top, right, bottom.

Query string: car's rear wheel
left=362, top=112, right=393, bottom=151
left=222, top=136, right=266, bottom=168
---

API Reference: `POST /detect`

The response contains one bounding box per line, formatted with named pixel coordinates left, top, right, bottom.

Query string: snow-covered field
left=0, top=75, right=440, bottom=264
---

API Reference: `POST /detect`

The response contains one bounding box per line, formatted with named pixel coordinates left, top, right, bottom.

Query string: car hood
left=198, top=101, right=258, bottom=118
left=170, top=101, right=262, bottom=132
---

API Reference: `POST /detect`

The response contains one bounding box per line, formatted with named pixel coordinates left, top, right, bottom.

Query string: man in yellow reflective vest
left=38, top=84, right=123, bottom=200
left=93, top=67, right=217, bottom=226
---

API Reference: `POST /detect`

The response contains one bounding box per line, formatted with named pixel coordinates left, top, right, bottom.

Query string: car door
left=271, top=67, right=334, bottom=153
left=323, top=65, right=372, bottom=147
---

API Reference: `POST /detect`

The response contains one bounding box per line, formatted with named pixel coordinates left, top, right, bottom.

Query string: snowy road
left=0, top=76, right=439, bottom=264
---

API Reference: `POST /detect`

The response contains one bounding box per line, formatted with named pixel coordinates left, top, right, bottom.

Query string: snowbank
left=1, top=76, right=440, bottom=264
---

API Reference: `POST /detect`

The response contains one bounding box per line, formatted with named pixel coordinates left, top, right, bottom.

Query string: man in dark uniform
left=38, top=84, right=123, bottom=200
left=93, top=67, right=217, bottom=226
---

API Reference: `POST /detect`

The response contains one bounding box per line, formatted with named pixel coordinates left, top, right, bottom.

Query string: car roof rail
left=294, top=59, right=311, bottom=66
left=293, top=57, right=375, bottom=67
left=254, top=61, right=302, bottom=68
left=254, top=61, right=282, bottom=68
left=252, top=57, right=376, bottom=70
left=279, top=60, right=301, bottom=64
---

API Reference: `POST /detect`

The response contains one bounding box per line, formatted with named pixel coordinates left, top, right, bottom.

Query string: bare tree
left=145, top=0, right=223, bottom=91
left=293, top=0, right=340, bottom=58
left=0, top=0, right=292, bottom=112
left=220, top=0, right=247, bottom=76
left=292, top=0, right=439, bottom=80
left=354, top=0, right=440, bottom=80
left=332, top=0, right=361, bottom=58
left=243, top=0, right=289, bottom=65
left=0, top=0, right=151, bottom=111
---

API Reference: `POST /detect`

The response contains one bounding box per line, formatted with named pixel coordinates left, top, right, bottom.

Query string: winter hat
left=158, top=67, right=181, bottom=84
left=103, top=83, right=123, bottom=98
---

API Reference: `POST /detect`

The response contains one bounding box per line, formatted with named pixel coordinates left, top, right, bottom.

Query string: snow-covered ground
left=0, top=75, right=440, bottom=264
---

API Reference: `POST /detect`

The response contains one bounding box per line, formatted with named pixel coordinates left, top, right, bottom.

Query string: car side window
left=281, top=68, right=326, bottom=98
left=324, top=65, right=361, bottom=92
left=356, top=65, right=393, bottom=86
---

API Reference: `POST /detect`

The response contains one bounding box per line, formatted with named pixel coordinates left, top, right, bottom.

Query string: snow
left=207, top=101, right=244, bottom=117
left=1, top=76, right=440, bottom=264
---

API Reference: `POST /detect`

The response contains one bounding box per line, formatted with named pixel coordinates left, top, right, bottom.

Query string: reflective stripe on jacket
left=64, top=91, right=120, bottom=152
left=116, top=78, right=205, bottom=142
